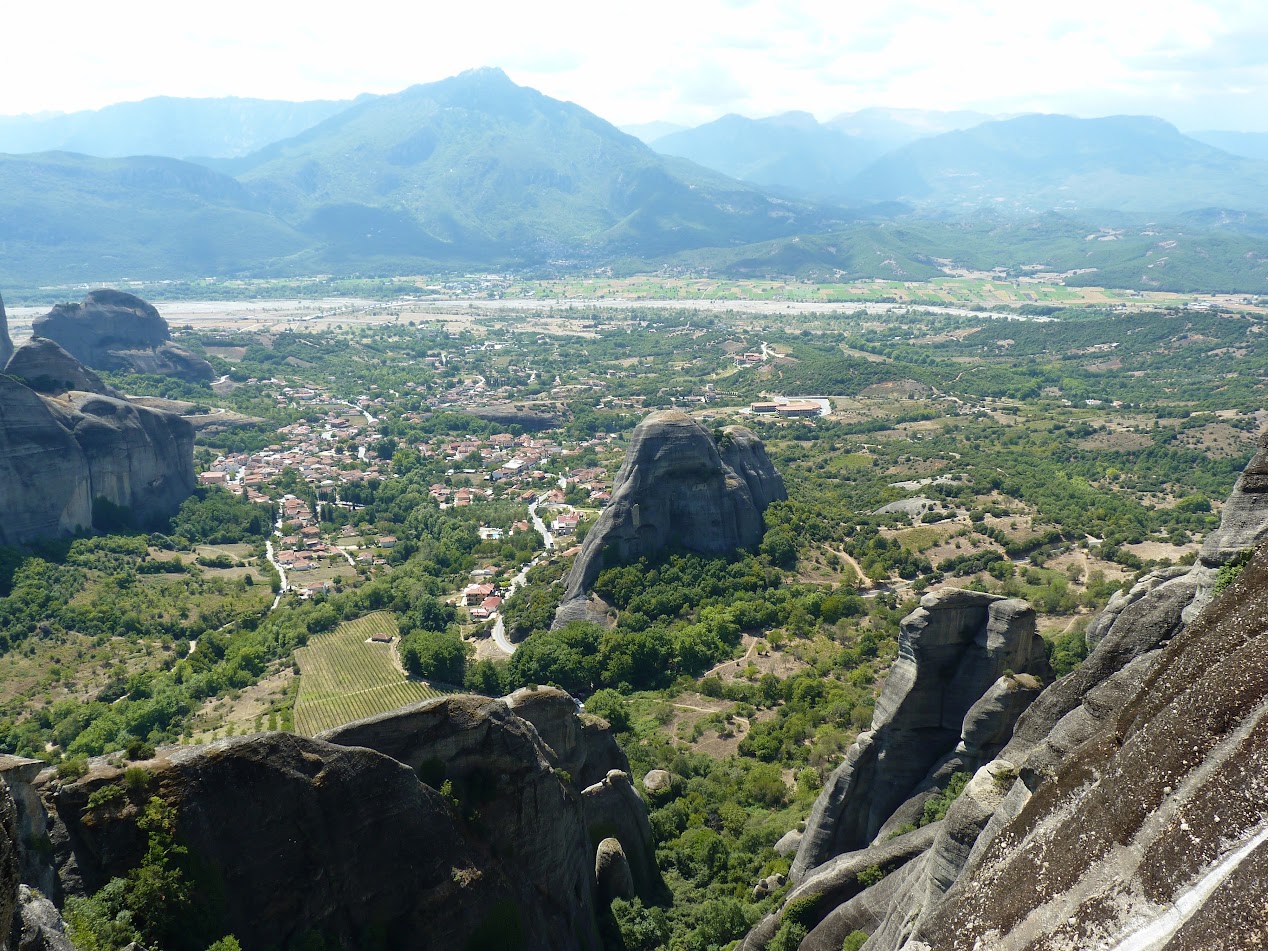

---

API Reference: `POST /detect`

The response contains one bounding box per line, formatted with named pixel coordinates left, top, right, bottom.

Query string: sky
left=4, top=0, right=1267, bottom=131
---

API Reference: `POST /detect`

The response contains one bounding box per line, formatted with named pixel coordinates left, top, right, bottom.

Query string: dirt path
left=829, top=548, right=872, bottom=589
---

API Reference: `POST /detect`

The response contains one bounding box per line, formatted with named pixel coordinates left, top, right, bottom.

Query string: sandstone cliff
left=0, top=293, right=12, bottom=369
left=0, top=376, right=195, bottom=546
left=32, top=290, right=213, bottom=383
left=5, top=338, right=119, bottom=397
left=790, top=589, right=1049, bottom=881
left=3, top=691, right=659, bottom=950
left=554, top=410, right=785, bottom=626
left=747, top=434, right=1268, bottom=951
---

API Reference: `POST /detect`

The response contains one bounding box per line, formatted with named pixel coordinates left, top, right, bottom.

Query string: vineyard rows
left=293, top=611, right=447, bottom=735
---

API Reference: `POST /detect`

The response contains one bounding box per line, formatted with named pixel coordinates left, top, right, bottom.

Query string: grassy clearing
left=293, top=611, right=446, bottom=735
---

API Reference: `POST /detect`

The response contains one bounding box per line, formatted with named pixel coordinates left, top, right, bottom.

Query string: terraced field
left=293, top=611, right=447, bottom=735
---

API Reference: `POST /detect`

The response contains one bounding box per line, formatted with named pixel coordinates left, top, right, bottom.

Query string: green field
left=293, top=611, right=447, bottom=735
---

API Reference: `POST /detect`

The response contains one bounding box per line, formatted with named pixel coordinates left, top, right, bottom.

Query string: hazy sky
left=6, top=0, right=1266, bottom=130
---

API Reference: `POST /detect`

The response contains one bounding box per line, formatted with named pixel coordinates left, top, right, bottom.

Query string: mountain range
left=1, top=68, right=1267, bottom=291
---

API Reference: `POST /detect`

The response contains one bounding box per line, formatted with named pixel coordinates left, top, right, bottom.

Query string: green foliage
left=920, top=772, right=971, bottom=827
left=842, top=930, right=870, bottom=951
left=400, top=629, right=469, bottom=685
left=1048, top=627, right=1090, bottom=678
left=857, top=864, right=886, bottom=888
left=170, top=487, right=272, bottom=545
left=66, top=796, right=190, bottom=951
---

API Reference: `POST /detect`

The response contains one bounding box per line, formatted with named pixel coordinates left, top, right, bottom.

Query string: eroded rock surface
left=751, top=434, right=1268, bottom=951
left=5, top=338, right=118, bottom=397
left=0, top=293, right=12, bottom=369
left=0, top=375, right=194, bottom=546
left=554, top=410, right=785, bottom=626
left=33, top=290, right=213, bottom=383
left=792, top=589, right=1048, bottom=880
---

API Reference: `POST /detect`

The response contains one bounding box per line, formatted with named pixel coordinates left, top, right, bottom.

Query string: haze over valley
left=2, top=5, right=1268, bottom=950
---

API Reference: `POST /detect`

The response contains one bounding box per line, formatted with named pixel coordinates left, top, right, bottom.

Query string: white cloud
left=2, top=0, right=1265, bottom=130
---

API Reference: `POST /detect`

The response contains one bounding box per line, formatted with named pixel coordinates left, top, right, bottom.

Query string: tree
left=400, top=629, right=468, bottom=685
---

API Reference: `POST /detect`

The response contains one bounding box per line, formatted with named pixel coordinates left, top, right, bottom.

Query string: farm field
left=293, top=611, right=447, bottom=735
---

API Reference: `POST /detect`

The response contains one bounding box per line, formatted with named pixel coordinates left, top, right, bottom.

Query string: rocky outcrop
left=791, top=590, right=1048, bottom=881
left=0, top=293, right=12, bottom=369
left=1, top=781, right=17, bottom=951
left=5, top=338, right=118, bottom=397
left=13, top=886, right=73, bottom=951
left=32, top=290, right=213, bottom=383
left=323, top=692, right=665, bottom=908
left=0, top=376, right=194, bottom=545
left=594, top=838, right=634, bottom=903
left=504, top=685, right=626, bottom=788
left=902, top=542, right=1268, bottom=950
left=752, top=435, right=1268, bottom=951
left=554, top=410, right=785, bottom=626
left=0, top=758, right=54, bottom=902
left=6, top=693, right=657, bottom=951
left=42, top=732, right=573, bottom=951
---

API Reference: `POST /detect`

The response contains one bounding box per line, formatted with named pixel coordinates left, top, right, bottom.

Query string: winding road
left=490, top=499, right=557, bottom=654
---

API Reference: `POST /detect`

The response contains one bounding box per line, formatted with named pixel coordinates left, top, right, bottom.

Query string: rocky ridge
left=5, top=338, right=119, bottom=397
left=0, top=294, right=12, bottom=369
left=554, top=409, right=786, bottom=627
left=746, top=432, right=1268, bottom=951
left=0, top=302, right=195, bottom=546
left=32, top=290, right=213, bottom=383
left=1, top=688, right=659, bottom=951
left=0, top=375, right=195, bottom=546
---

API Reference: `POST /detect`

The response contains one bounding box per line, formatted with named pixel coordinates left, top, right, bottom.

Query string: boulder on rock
left=32, top=289, right=213, bottom=383
left=553, top=409, right=785, bottom=627
left=595, top=837, right=635, bottom=903
left=5, top=337, right=119, bottom=397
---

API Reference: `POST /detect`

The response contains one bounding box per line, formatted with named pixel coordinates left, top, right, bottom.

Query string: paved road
left=490, top=499, right=557, bottom=654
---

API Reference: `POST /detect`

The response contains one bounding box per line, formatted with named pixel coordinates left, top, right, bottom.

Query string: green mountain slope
left=0, top=96, right=356, bottom=159
left=847, top=115, right=1268, bottom=214
left=651, top=112, right=883, bottom=198
left=237, top=68, right=844, bottom=261
left=0, top=152, right=308, bottom=285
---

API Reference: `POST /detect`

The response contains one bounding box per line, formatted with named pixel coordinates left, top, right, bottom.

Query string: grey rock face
left=594, top=838, right=635, bottom=903
left=0, top=377, right=195, bottom=546
left=791, top=590, right=1048, bottom=880
left=554, top=410, right=785, bottom=624
left=0, top=757, right=55, bottom=901
left=15, top=886, right=73, bottom=951
left=1200, top=433, right=1268, bottom=566
left=1, top=781, right=17, bottom=951
left=33, top=290, right=213, bottom=383
left=504, top=685, right=627, bottom=788
left=742, top=824, right=941, bottom=951
left=5, top=339, right=118, bottom=397
left=581, top=769, right=668, bottom=903
left=0, top=293, right=12, bottom=369
left=905, top=543, right=1268, bottom=950
left=0, top=377, right=92, bottom=543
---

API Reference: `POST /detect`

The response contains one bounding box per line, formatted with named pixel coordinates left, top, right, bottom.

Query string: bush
left=400, top=629, right=468, bottom=685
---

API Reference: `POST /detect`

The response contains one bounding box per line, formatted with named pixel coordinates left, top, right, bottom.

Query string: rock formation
left=0, top=375, right=195, bottom=546
left=3, top=690, right=658, bottom=950
left=1, top=781, right=17, bottom=951
left=554, top=409, right=785, bottom=626
left=748, top=433, right=1268, bottom=951
left=5, top=338, right=119, bottom=397
left=0, top=293, right=13, bottom=369
left=791, top=589, right=1048, bottom=881
left=32, top=289, right=213, bottom=383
